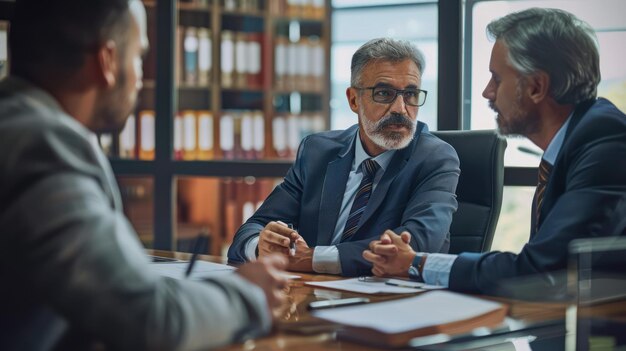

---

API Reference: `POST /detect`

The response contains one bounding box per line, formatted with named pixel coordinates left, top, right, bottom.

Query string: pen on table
left=185, top=233, right=206, bottom=278
left=384, top=280, right=423, bottom=289
left=277, top=221, right=297, bottom=256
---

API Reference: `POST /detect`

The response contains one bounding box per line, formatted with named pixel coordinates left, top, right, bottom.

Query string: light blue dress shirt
left=419, top=117, right=572, bottom=287
left=245, top=133, right=395, bottom=274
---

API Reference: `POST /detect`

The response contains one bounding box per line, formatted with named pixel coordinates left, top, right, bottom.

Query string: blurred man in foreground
left=0, top=1, right=287, bottom=350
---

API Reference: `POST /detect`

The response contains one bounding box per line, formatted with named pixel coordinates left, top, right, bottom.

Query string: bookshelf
left=110, top=0, right=331, bottom=255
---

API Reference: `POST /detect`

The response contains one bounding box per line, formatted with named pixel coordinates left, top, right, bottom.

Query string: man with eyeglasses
left=228, top=38, right=460, bottom=277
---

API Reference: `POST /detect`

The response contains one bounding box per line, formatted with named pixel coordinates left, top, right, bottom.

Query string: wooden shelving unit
left=112, top=0, right=331, bottom=255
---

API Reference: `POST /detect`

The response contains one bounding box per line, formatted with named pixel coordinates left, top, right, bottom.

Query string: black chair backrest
left=432, top=130, right=506, bottom=254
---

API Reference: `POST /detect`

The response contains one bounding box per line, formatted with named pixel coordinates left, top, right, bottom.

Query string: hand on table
left=363, top=230, right=416, bottom=277
left=258, top=221, right=313, bottom=272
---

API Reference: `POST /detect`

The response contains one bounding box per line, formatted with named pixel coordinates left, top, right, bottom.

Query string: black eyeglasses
left=354, top=86, right=428, bottom=107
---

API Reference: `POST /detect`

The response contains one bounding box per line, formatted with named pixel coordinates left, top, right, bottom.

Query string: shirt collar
left=542, top=112, right=573, bottom=165
left=353, top=132, right=395, bottom=173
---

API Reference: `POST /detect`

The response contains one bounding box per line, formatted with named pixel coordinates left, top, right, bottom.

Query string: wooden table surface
left=150, top=250, right=572, bottom=350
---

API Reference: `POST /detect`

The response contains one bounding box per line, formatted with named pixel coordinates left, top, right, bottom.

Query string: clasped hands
left=257, top=221, right=314, bottom=272
left=362, top=229, right=417, bottom=277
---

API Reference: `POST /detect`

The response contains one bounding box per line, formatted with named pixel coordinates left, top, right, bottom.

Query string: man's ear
left=527, top=71, right=550, bottom=104
left=346, top=87, right=360, bottom=113
left=97, top=40, right=118, bottom=88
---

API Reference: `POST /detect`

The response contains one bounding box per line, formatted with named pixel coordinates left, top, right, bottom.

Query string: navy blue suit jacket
left=450, top=98, right=626, bottom=295
left=228, top=123, right=460, bottom=276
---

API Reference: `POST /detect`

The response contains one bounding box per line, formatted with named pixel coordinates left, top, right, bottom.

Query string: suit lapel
left=536, top=99, right=596, bottom=233
left=317, top=133, right=356, bottom=245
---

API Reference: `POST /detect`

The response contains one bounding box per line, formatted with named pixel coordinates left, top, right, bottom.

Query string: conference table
left=149, top=250, right=623, bottom=351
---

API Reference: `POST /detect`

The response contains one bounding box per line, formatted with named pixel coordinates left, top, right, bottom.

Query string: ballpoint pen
left=384, top=280, right=424, bottom=289
left=185, top=233, right=206, bottom=278
left=277, top=221, right=297, bottom=256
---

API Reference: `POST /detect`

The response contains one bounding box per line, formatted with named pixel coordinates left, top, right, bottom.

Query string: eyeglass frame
left=353, top=85, right=428, bottom=107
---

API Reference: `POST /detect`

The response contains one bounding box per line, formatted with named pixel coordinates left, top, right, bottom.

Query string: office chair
left=432, top=130, right=506, bottom=254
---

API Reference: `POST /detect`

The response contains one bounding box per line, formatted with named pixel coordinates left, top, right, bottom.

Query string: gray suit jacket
left=228, top=123, right=460, bottom=276
left=0, top=77, right=271, bottom=351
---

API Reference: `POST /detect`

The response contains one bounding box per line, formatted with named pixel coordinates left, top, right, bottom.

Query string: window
left=466, top=0, right=626, bottom=167
left=330, top=1, right=438, bottom=131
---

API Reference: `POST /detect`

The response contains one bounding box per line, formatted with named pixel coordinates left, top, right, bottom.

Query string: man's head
left=347, top=38, right=426, bottom=156
left=9, top=0, right=148, bottom=133
left=482, top=8, right=600, bottom=137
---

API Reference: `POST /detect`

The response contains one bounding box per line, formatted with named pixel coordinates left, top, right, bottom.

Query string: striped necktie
left=533, top=158, right=553, bottom=230
left=341, top=159, right=380, bottom=242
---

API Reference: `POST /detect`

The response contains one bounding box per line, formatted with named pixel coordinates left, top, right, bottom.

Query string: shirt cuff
left=421, top=253, right=457, bottom=287
left=244, top=235, right=260, bottom=261
left=312, top=246, right=342, bottom=274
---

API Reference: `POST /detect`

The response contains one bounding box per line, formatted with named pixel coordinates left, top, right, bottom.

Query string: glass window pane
left=467, top=0, right=626, bottom=167
left=490, top=186, right=534, bottom=253
left=330, top=4, right=438, bottom=130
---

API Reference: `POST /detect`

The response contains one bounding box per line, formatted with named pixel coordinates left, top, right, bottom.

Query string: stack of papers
left=305, top=277, right=443, bottom=294
left=312, top=290, right=508, bottom=347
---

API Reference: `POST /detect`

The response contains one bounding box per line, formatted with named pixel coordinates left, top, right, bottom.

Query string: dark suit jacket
left=450, top=98, right=626, bottom=295
left=228, top=123, right=460, bottom=276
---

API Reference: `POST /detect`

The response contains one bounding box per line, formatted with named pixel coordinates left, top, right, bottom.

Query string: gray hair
left=350, top=38, right=425, bottom=87
left=487, top=8, right=600, bottom=105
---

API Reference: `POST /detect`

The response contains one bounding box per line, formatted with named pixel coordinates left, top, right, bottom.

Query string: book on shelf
left=240, top=111, right=254, bottom=160
left=312, top=290, right=508, bottom=348
left=119, top=114, right=136, bottom=159
left=182, top=110, right=198, bottom=160
left=234, top=32, right=248, bottom=88
left=221, top=30, right=235, bottom=88
left=138, top=110, right=155, bottom=160
left=246, top=32, right=263, bottom=89
left=252, top=110, right=265, bottom=159
left=220, top=112, right=235, bottom=159
left=197, top=110, right=214, bottom=160
left=184, top=27, right=199, bottom=85
left=174, top=112, right=183, bottom=160
left=197, top=28, right=212, bottom=86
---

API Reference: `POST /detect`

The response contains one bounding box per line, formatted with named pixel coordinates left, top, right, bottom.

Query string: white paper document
left=312, top=290, right=505, bottom=334
left=149, top=261, right=301, bottom=281
left=149, top=261, right=235, bottom=281
left=305, top=277, right=442, bottom=294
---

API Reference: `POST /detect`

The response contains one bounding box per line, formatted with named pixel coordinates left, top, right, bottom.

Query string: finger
left=383, top=229, right=403, bottom=242
left=294, top=238, right=309, bottom=249
left=270, top=221, right=297, bottom=236
left=368, top=240, right=381, bottom=251
left=373, top=244, right=399, bottom=256
left=379, top=233, right=392, bottom=244
left=400, top=231, right=411, bottom=244
left=363, top=250, right=387, bottom=264
left=260, top=229, right=291, bottom=247
left=372, top=266, right=386, bottom=277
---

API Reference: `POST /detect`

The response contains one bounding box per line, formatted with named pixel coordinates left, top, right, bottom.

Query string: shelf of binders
left=106, top=0, right=330, bottom=252
left=102, top=0, right=329, bottom=165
